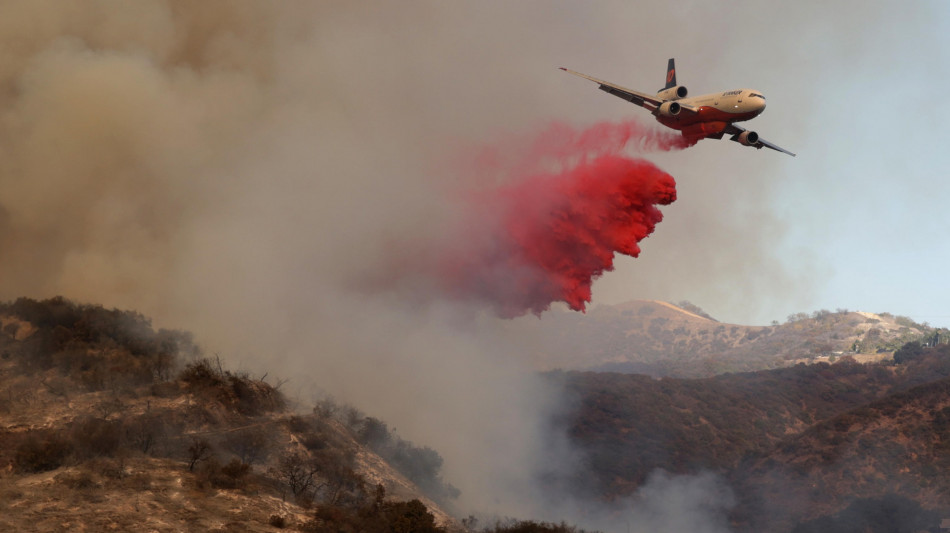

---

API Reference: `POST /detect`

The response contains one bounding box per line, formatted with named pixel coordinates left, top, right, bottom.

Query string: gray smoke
left=0, top=1, right=827, bottom=327
left=600, top=471, right=735, bottom=533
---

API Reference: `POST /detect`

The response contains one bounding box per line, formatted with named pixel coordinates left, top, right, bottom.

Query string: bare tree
left=274, top=452, right=319, bottom=500
left=94, top=396, right=125, bottom=419
left=187, top=438, right=213, bottom=472
left=125, top=414, right=165, bottom=455
left=312, top=448, right=365, bottom=506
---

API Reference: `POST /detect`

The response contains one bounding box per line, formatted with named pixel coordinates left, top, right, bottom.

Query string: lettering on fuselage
left=721, top=90, right=743, bottom=96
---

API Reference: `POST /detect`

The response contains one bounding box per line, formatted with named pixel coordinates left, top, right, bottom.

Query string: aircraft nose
left=745, top=91, right=767, bottom=114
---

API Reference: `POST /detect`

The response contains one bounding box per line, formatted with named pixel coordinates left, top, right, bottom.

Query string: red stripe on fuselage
left=656, top=106, right=761, bottom=138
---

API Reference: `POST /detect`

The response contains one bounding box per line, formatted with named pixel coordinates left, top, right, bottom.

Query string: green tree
left=893, top=341, right=924, bottom=364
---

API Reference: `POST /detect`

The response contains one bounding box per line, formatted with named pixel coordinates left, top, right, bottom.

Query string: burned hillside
left=0, top=296, right=461, bottom=532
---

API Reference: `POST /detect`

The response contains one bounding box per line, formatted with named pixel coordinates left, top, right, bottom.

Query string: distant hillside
left=521, top=301, right=944, bottom=377
left=732, top=374, right=950, bottom=531
left=556, top=343, right=950, bottom=532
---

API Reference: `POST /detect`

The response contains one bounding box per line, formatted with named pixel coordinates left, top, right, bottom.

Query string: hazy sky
left=535, top=1, right=950, bottom=327
left=306, top=0, right=950, bottom=328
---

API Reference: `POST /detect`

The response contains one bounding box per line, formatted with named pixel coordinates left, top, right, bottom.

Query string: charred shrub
left=194, top=457, right=222, bottom=489
left=195, top=457, right=250, bottom=490
left=285, top=415, right=313, bottom=434
left=179, top=358, right=226, bottom=388
left=300, top=431, right=329, bottom=451
left=381, top=499, right=442, bottom=533
left=84, top=457, right=127, bottom=481
left=150, top=380, right=181, bottom=398
left=123, top=413, right=167, bottom=455
left=14, top=329, right=58, bottom=373
left=307, top=496, right=445, bottom=533
left=56, top=469, right=99, bottom=490
left=14, top=430, right=73, bottom=473
left=2, top=322, right=18, bottom=338
left=224, top=426, right=271, bottom=464
left=485, top=520, right=592, bottom=533
left=179, top=358, right=285, bottom=415
left=228, top=373, right=284, bottom=415
left=121, top=471, right=153, bottom=491
left=69, top=417, right=123, bottom=459
left=219, top=458, right=251, bottom=488
left=286, top=414, right=345, bottom=452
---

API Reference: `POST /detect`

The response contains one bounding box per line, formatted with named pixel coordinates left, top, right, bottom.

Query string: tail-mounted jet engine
left=656, top=85, right=688, bottom=100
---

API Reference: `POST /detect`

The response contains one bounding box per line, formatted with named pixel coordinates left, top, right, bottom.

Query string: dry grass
left=0, top=457, right=313, bottom=532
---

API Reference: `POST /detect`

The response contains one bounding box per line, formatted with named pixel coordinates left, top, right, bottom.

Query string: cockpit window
left=749, top=93, right=766, bottom=100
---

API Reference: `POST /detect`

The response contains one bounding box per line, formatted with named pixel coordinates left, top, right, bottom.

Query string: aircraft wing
left=560, top=67, right=665, bottom=111
left=725, top=124, right=796, bottom=157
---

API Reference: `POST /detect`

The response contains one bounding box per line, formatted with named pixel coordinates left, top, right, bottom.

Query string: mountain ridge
left=520, top=300, right=942, bottom=377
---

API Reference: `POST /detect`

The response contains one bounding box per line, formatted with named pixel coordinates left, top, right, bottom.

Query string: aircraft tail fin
left=664, top=58, right=676, bottom=89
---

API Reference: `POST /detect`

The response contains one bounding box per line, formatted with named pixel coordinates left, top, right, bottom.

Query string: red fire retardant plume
left=440, top=120, right=683, bottom=318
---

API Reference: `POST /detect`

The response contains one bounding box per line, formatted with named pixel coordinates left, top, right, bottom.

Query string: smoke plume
left=438, top=125, right=681, bottom=317
left=0, top=3, right=781, bottom=530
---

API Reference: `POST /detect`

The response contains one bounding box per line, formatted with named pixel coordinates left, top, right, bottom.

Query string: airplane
left=560, top=59, right=795, bottom=156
